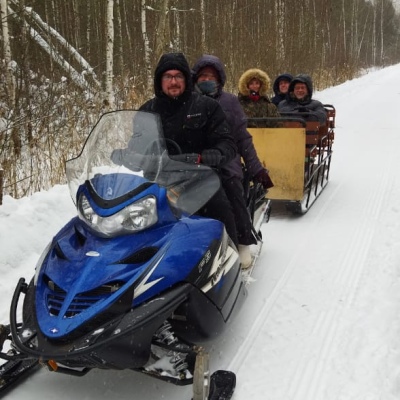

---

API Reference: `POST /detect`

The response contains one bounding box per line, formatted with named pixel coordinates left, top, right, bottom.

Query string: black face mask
left=196, top=80, right=218, bottom=96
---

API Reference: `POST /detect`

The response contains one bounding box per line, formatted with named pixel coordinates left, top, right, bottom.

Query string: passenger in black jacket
left=278, top=74, right=327, bottom=126
left=139, top=52, right=239, bottom=247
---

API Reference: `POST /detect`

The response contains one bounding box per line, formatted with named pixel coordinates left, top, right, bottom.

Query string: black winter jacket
left=140, top=53, right=236, bottom=164
left=278, top=74, right=327, bottom=126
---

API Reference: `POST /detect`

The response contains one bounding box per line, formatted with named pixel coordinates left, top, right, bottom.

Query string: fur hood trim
left=238, top=68, right=271, bottom=96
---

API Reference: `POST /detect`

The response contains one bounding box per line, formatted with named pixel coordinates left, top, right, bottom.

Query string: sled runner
left=0, top=110, right=269, bottom=399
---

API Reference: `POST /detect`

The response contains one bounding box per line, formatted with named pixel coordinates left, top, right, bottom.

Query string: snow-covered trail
left=3, top=65, right=400, bottom=400
left=227, top=69, right=400, bottom=399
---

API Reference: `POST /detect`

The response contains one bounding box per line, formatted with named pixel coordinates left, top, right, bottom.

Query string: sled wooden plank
left=248, top=127, right=305, bottom=201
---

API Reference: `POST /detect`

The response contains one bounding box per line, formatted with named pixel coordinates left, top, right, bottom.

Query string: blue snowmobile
left=0, top=110, right=270, bottom=399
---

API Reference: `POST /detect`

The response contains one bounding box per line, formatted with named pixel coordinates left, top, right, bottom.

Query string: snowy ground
left=2, top=64, right=400, bottom=399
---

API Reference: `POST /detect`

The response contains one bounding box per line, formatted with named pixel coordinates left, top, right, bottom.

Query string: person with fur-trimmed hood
left=139, top=52, right=239, bottom=247
left=192, top=54, right=273, bottom=268
left=271, top=73, right=293, bottom=106
left=278, top=74, right=327, bottom=126
left=238, top=68, right=280, bottom=128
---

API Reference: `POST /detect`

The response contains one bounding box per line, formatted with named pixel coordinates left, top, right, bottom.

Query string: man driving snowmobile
left=139, top=52, right=239, bottom=247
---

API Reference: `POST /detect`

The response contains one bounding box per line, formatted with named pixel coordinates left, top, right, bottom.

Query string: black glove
left=254, top=169, right=274, bottom=189
left=201, top=149, right=223, bottom=166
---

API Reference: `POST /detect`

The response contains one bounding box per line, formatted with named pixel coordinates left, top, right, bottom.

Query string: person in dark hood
left=238, top=68, right=280, bottom=128
left=192, top=54, right=273, bottom=268
left=278, top=74, right=327, bottom=126
left=139, top=52, right=239, bottom=247
left=271, top=73, right=293, bottom=106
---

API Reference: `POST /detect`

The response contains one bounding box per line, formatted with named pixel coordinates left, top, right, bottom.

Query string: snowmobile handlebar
left=169, top=153, right=202, bottom=164
left=169, top=152, right=226, bottom=167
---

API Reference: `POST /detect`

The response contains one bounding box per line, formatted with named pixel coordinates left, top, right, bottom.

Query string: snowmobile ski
left=0, top=358, right=39, bottom=395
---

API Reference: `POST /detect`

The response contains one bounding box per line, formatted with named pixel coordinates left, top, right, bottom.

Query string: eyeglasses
left=162, top=73, right=185, bottom=82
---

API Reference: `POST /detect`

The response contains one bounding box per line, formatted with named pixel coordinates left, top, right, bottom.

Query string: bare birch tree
left=1, top=0, right=15, bottom=109
left=115, top=0, right=123, bottom=76
left=0, top=0, right=17, bottom=195
left=275, top=0, right=286, bottom=67
left=342, top=0, right=347, bottom=57
left=154, top=0, right=170, bottom=61
left=380, top=0, right=384, bottom=63
left=141, top=0, right=152, bottom=90
left=105, top=0, right=115, bottom=109
left=200, top=0, right=206, bottom=53
left=372, top=0, right=377, bottom=64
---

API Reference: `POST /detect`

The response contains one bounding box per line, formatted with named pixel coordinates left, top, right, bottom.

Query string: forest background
left=1, top=0, right=399, bottom=201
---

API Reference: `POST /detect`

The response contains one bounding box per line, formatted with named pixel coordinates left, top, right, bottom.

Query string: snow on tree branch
left=24, top=6, right=101, bottom=88
left=8, top=1, right=101, bottom=92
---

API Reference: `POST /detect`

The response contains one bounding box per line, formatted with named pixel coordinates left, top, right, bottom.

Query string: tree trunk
left=200, top=0, right=206, bottom=53
left=372, top=0, right=377, bottom=64
left=154, top=0, right=169, bottom=63
left=141, top=0, right=153, bottom=91
left=115, top=0, right=123, bottom=76
left=275, top=0, right=285, bottom=67
left=1, top=0, right=15, bottom=109
left=105, top=0, right=115, bottom=109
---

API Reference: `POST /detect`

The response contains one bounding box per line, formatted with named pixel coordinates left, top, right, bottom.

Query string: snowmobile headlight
left=78, top=194, right=158, bottom=236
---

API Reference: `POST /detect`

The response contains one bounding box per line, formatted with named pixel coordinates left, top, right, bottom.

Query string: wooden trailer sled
left=247, top=105, right=335, bottom=214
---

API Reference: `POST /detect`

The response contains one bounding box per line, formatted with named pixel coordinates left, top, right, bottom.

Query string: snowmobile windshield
left=66, top=110, right=220, bottom=216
